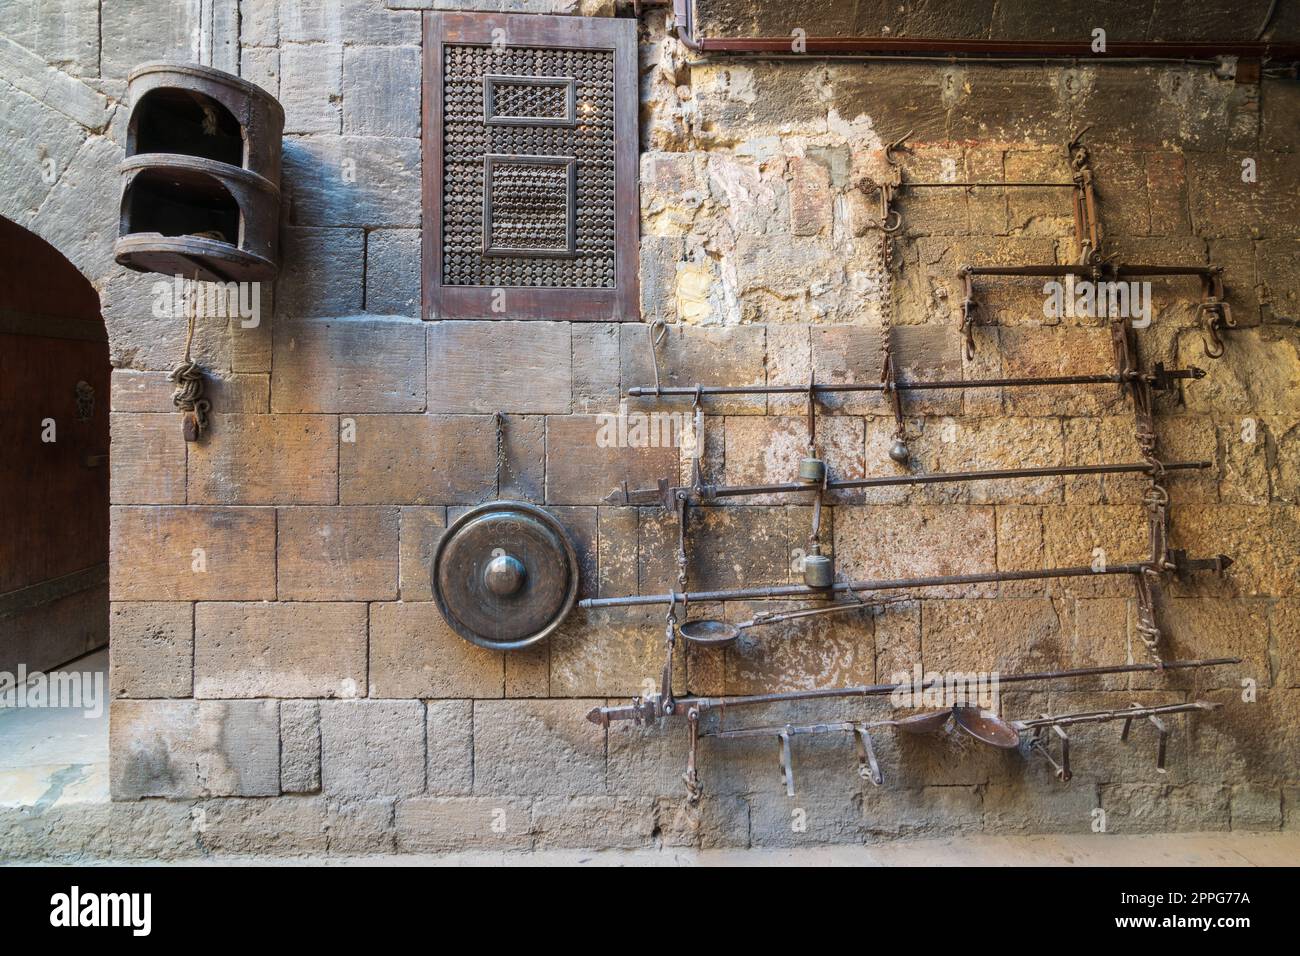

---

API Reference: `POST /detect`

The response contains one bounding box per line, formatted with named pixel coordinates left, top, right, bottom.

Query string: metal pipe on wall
left=652, top=0, right=1300, bottom=63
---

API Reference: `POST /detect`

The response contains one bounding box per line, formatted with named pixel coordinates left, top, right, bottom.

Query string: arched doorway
left=0, top=215, right=110, bottom=795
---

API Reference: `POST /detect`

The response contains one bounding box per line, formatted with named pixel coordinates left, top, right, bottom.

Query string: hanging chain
left=1114, top=323, right=1168, bottom=665
left=877, top=132, right=910, bottom=463
left=494, top=411, right=507, bottom=494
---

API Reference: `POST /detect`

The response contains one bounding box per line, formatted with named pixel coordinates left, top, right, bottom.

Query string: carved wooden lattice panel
left=424, top=12, right=638, bottom=321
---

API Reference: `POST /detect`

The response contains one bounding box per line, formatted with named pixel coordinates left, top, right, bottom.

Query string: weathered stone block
left=787, top=155, right=833, bottom=237
left=0, top=69, right=90, bottom=221
left=1186, top=688, right=1299, bottom=786
left=194, top=602, right=368, bottom=698
left=1188, top=152, right=1300, bottom=239
left=1146, top=151, right=1192, bottom=236
left=109, top=413, right=186, bottom=504
left=1168, top=504, right=1299, bottom=598
left=619, top=324, right=766, bottom=416
left=640, top=234, right=683, bottom=322
left=835, top=506, right=998, bottom=599
left=272, top=315, right=425, bottom=412
left=398, top=506, right=446, bottom=600
left=280, top=42, right=343, bottom=135
left=723, top=416, right=866, bottom=505
left=324, top=797, right=397, bottom=854
left=281, top=700, right=321, bottom=795
left=426, top=322, right=572, bottom=414
left=719, top=598, right=878, bottom=694
left=544, top=414, right=680, bottom=506
left=1000, top=327, right=1120, bottom=417
left=188, top=414, right=338, bottom=505
left=277, top=227, right=365, bottom=315
left=1157, top=598, right=1270, bottom=690
left=0, top=0, right=102, bottom=78
left=1274, top=599, right=1300, bottom=689
left=1040, top=504, right=1146, bottom=598
left=596, top=506, right=638, bottom=597
left=194, top=796, right=328, bottom=855
left=320, top=700, right=427, bottom=799
left=99, top=0, right=204, bottom=79
left=240, top=46, right=280, bottom=99
left=550, top=606, right=672, bottom=698
left=473, top=699, right=605, bottom=796
left=572, top=322, right=621, bottom=414
left=498, top=414, right=545, bottom=502
left=922, top=597, right=1068, bottom=674
left=369, top=602, right=504, bottom=698
left=110, top=506, right=276, bottom=601
left=1100, top=783, right=1232, bottom=833
left=394, top=796, right=533, bottom=852
left=531, top=796, right=656, bottom=849
left=365, top=228, right=421, bottom=317
left=426, top=700, right=473, bottom=796
left=109, top=602, right=192, bottom=698
left=607, top=717, right=693, bottom=798
left=1179, top=327, right=1300, bottom=417
left=343, top=45, right=420, bottom=138
left=983, top=780, right=1102, bottom=834
left=1231, top=785, right=1282, bottom=830
left=110, top=699, right=280, bottom=799
left=339, top=414, right=497, bottom=505
left=277, top=506, right=400, bottom=600
left=678, top=506, right=792, bottom=592
left=947, top=66, right=1073, bottom=145
left=282, top=135, right=422, bottom=227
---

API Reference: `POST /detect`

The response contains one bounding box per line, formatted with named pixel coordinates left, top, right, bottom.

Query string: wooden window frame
left=422, top=11, right=640, bottom=322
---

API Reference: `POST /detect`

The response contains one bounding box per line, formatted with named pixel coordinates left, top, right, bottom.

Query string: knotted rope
left=169, top=312, right=210, bottom=438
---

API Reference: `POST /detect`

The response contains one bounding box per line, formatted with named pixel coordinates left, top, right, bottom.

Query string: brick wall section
left=2, top=0, right=1299, bottom=855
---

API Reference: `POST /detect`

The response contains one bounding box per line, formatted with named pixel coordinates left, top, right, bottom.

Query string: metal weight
left=797, top=457, right=826, bottom=483
left=803, top=553, right=834, bottom=588
left=432, top=501, right=579, bottom=650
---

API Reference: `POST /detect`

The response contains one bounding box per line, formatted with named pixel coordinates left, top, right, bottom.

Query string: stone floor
left=0, top=648, right=109, bottom=810
left=4, top=833, right=1292, bottom=866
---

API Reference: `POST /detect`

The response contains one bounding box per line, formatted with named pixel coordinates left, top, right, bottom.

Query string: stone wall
left=1, top=0, right=1299, bottom=857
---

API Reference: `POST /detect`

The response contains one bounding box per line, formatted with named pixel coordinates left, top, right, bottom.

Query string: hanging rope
left=168, top=311, right=210, bottom=441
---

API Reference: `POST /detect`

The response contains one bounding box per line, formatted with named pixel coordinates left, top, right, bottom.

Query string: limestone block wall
left=1, top=0, right=1298, bottom=856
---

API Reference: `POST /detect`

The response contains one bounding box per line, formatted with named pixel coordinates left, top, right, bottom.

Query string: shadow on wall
left=0, top=216, right=111, bottom=676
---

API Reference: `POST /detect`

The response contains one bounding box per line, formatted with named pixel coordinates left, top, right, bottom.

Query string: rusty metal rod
left=586, top=658, right=1240, bottom=724
left=700, top=660, right=1240, bottom=710
left=1013, top=700, right=1221, bottom=731
left=580, top=561, right=1149, bottom=609
left=901, top=181, right=1078, bottom=188
left=626, top=369, right=1202, bottom=398
left=703, top=700, right=1222, bottom=739
left=962, top=264, right=1221, bottom=278
left=700, top=659, right=1237, bottom=709
left=705, top=460, right=1209, bottom=499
